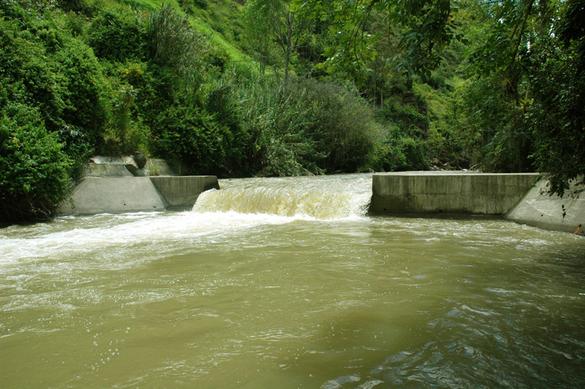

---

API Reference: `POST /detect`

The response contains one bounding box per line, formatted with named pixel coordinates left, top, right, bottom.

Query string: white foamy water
left=0, top=174, right=373, bottom=264
left=0, top=211, right=295, bottom=264
left=193, top=174, right=372, bottom=219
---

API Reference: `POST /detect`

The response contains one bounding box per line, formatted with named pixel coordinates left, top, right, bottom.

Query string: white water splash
left=0, top=175, right=373, bottom=264
left=193, top=174, right=372, bottom=220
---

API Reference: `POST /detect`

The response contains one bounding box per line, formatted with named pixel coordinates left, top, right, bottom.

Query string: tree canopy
left=0, top=0, right=584, bottom=221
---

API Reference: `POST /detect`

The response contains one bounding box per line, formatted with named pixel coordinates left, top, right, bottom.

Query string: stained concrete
left=83, top=156, right=175, bottom=177
left=83, top=164, right=133, bottom=177
left=59, top=175, right=220, bottom=215
left=145, top=159, right=175, bottom=176
left=369, top=172, right=541, bottom=215
left=59, top=177, right=165, bottom=215
left=506, top=178, right=585, bottom=232
left=150, top=176, right=219, bottom=210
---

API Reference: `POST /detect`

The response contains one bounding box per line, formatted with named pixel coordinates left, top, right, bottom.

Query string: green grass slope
left=99, top=0, right=254, bottom=66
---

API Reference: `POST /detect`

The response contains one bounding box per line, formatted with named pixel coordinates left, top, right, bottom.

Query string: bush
left=297, top=79, right=381, bottom=172
left=0, top=14, right=108, bottom=143
left=55, top=37, right=108, bottom=143
left=154, top=105, right=229, bottom=175
left=227, top=74, right=319, bottom=176
left=0, top=103, right=71, bottom=222
left=101, top=83, right=150, bottom=155
left=147, top=4, right=206, bottom=74
left=211, top=75, right=380, bottom=176
left=88, top=10, right=146, bottom=62
left=0, top=18, right=67, bottom=131
left=370, top=125, right=430, bottom=171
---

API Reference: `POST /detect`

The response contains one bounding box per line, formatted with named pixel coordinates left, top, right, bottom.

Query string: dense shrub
left=0, top=13, right=108, bottom=143
left=0, top=18, right=66, bottom=131
left=88, top=10, right=146, bottom=62
left=55, top=37, right=108, bottom=143
left=370, top=125, right=430, bottom=171
left=147, top=4, right=206, bottom=75
left=102, top=83, right=150, bottom=155
left=204, top=77, right=258, bottom=176
left=155, top=105, right=229, bottom=175
left=217, top=75, right=381, bottom=176
left=458, top=76, right=532, bottom=172
left=227, top=75, right=319, bottom=176
left=298, top=79, right=381, bottom=172
left=0, top=104, right=71, bottom=222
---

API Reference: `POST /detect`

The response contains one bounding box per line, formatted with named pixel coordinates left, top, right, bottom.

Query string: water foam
left=0, top=175, right=373, bottom=264
left=0, top=211, right=294, bottom=264
left=193, top=174, right=372, bottom=220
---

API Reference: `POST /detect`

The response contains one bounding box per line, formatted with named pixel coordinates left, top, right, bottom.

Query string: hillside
left=1, top=0, right=584, bottom=222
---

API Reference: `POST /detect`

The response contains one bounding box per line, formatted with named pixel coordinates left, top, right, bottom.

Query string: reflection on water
left=0, top=174, right=584, bottom=388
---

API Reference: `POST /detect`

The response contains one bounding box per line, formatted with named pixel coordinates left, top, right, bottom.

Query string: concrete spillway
left=58, top=171, right=584, bottom=234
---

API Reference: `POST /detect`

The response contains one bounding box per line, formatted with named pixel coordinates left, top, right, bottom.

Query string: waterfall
left=193, top=174, right=372, bottom=220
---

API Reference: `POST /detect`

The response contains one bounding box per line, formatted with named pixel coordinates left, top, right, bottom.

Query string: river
left=1, top=174, right=584, bottom=388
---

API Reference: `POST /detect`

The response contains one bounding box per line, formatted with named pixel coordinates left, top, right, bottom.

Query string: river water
left=1, top=174, right=584, bottom=388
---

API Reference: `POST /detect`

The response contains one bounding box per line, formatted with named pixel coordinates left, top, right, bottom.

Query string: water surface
left=1, top=174, right=584, bottom=388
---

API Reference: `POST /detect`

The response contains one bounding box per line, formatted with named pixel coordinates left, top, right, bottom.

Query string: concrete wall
left=145, top=159, right=175, bottom=176
left=506, top=178, right=585, bottom=232
left=59, top=176, right=219, bottom=215
left=150, top=176, right=219, bottom=210
left=369, top=172, right=540, bottom=215
left=59, top=177, right=166, bottom=215
left=83, top=164, right=133, bottom=177
left=83, top=156, right=176, bottom=177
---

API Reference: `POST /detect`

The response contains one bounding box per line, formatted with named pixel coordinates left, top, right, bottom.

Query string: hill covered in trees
left=1, top=0, right=584, bottom=222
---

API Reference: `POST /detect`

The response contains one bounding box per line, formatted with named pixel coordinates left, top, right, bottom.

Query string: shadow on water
left=278, top=238, right=585, bottom=388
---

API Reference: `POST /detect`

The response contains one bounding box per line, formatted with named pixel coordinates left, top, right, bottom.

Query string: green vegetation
left=0, top=0, right=583, bottom=222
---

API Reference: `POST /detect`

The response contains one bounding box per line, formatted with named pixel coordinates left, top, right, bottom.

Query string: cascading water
left=193, top=174, right=372, bottom=219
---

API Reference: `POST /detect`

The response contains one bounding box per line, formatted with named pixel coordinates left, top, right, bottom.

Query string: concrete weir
left=150, top=176, right=219, bottom=210
left=369, top=172, right=541, bottom=215
left=59, top=176, right=219, bottom=215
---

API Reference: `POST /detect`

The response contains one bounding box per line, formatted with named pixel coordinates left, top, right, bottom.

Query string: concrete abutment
left=369, top=172, right=585, bottom=233
left=58, top=176, right=219, bottom=215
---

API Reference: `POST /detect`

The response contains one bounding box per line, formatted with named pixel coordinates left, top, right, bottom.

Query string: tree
left=244, top=0, right=308, bottom=88
left=460, top=0, right=585, bottom=193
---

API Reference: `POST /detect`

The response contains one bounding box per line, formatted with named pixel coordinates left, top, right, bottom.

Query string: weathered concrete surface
left=84, top=156, right=139, bottom=177
left=145, top=159, right=175, bottom=176
left=507, top=178, right=585, bottom=232
left=369, top=172, right=540, bottom=215
left=83, top=164, right=133, bottom=177
left=59, top=177, right=166, bottom=215
left=150, top=176, right=219, bottom=209
left=83, top=156, right=176, bottom=177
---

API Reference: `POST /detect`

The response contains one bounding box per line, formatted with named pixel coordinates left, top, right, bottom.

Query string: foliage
left=147, top=4, right=207, bottom=76
left=88, top=10, right=146, bottom=62
left=0, top=103, right=71, bottom=222
left=456, top=0, right=585, bottom=192
left=55, top=36, right=109, bottom=143
left=224, top=73, right=314, bottom=176
left=298, top=79, right=380, bottom=172
left=155, top=104, right=229, bottom=175
left=527, top=11, right=585, bottom=194
left=2, top=0, right=585, bottom=222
